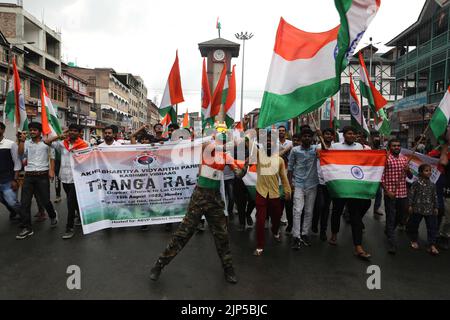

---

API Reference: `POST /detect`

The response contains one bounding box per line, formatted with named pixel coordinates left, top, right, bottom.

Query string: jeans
left=407, top=213, right=438, bottom=245
left=20, top=174, right=57, bottom=229
left=0, top=181, right=21, bottom=216
left=293, top=186, right=317, bottom=238
left=331, top=198, right=369, bottom=246
left=233, top=178, right=255, bottom=226
left=374, top=186, right=382, bottom=211
left=312, top=184, right=331, bottom=234
left=255, top=192, right=282, bottom=249
left=224, top=178, right=235, bottom=216
left=281, top=196, right=294, bottom=231
left=63, top=183, right=79, bottom=230
left=384, top=197, right=408, bottom=246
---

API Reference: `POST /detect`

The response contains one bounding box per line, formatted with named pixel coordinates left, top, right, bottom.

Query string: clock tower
left=198, top=37, right=240, bottom=122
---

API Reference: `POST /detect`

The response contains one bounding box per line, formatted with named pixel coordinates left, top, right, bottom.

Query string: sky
left=7, top=0, right=427, bottom=117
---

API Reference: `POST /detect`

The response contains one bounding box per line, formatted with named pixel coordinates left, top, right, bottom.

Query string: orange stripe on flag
left=274, top=18, right=339, bottom=61
left=320, top=150, right=387, bottom=167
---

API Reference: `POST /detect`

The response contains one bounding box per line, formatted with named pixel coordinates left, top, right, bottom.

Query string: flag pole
left=308, top=113, right=327, bottom=149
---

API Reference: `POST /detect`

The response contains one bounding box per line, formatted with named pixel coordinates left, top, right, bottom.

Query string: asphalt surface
left=1, top=191, right=449, bottom=300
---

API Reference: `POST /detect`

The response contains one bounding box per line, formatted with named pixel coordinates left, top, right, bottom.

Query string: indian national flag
left=160, top=51, right=184, bottom=124
left=41, top=80, right=62, bottom=137
left=374, top=108, right=391, bottom=136
left=224, top=65, right=236, bottom=128
left=320, top=150, right=387, bottom=199
left=210, top=63, right=227, bottom=119
left=349, top=73, right=369, bottom=135
left=258, top=0, right=380, bottom=128
left=242, top=164, right=257, bottom=200
left=5, top=57, right=28, bottom=131
left=430, top=86, right=450, bottom=141
left=358, top=51, right=387, bottom=112
left=201, top=58, right=212, bottom=129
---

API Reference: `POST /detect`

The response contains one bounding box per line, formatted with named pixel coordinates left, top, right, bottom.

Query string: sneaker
left=74, top=216, right=82, bottom=226
left=246, top=216, right=253, bottom=227
left=280, top=220, right=288, bottom=226
left=54, top=197, right=62, bottom=203
left=150, top=261, right=164, bottom=281
left=16, top=228, right=34, bottom=240
left=62, top=229, right=75, bottom=240
left=291, top=237, right=301, bottom=250
left=50, top=214, right=58, bottom=228
left=320, top=232, right=327, bottom=242
left=273, top=233, right=281, bottom=243
left=300, top=235, right=311, bottom=247
left=224, top=267, right=238, bottom=284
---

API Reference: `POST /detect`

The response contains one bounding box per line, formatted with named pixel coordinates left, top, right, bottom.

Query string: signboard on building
left=393, top=92, right=428, bottom=112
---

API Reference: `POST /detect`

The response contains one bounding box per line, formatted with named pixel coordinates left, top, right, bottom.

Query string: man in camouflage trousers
left=150, top=132, right=247, bottom=284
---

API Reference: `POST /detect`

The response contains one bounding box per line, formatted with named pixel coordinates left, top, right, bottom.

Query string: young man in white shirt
left=16, top=122, right=58, bottom=239
left=98, top=126, right=122, bottom=147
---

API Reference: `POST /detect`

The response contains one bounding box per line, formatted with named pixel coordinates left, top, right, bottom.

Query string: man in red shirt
left=381, top=138, right=413, bottom=254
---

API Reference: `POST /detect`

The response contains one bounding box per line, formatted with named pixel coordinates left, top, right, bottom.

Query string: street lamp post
left=235, top=31, right=254, bottom=122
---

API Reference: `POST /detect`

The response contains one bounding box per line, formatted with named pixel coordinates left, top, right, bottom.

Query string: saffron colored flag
left=320, top=150, right=387, bottom=199
left=201, top=58, right=212, bottom=129
left=210, top=63, right=227, bottom=119
left=160, top=51, right=184, bottom=124
left=41, top=80, right=62, bottom=137
left=224, top=65, right=237, bottom=128
left=430, top=86, right=450, bottom=142
left=182, top=109, right=189, bottom=128
left=349, top=73, right=369, bottom=135
left=258, top=0, right=380, bottom=128
left=5, top=57, right=28, bottom=131
left=358, top=51, right=387, bottom=112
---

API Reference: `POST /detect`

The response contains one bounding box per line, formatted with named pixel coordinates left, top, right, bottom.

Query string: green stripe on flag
left=5, top=90, right=15, bottom=123
left=327, top=180, right=380, bottom=200
left=430, top=108, right=449, bottom=142
left=159, top=106, right=177, bottom=124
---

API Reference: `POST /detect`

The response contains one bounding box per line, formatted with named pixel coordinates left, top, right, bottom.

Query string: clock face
left=213, top=49, right=225, bottom=61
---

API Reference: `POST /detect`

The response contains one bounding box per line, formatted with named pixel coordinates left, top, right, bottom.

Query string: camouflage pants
left=158, top=186, right=233, bottom=269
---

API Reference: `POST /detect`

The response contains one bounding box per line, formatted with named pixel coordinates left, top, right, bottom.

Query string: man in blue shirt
left=288, top=128, right=319, bottom=249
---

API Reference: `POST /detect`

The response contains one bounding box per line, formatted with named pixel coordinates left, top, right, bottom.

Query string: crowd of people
left=1, top=118, right=450, bottom=285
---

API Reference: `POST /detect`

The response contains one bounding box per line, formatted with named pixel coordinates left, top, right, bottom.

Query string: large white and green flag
left=320, top=150, right=387, bottom=199
left=258, top=0, right=381, bottom=128
left=430, top=86, right=450, bottom=142
left=41, top=80, right=62, bottom=137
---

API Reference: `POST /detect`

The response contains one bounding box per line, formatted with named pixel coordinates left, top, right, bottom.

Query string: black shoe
left=300, top=235, right=311, bottom=247
left=311, top=226, right=318, bottom=234
left=224, top=267, right=238, bottom=284
left=16, top=228, right=34, bottom=240
left=320, top=232, right=327, bottom=242
left=246, top=216, right=253, bottom=227
left=291, top=237, right=301, bottom=250
left=150, top=261, right=163, bottom=281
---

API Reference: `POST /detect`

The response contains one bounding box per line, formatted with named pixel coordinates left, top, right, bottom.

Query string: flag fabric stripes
left=182, top=109, right=189, bottom=128
left=224, top=65, right=236, bottom=128
left=210, top=63, right=227, bottom=120
left=320, top=149, right=387, bottom=199
left=201, top=58, right=212, bottom=129
left=258, top=0, right=380, bottom=129
left=159, top=51, right=184, bottom=123
left=374, top=108, right=391, bottom=136
left=430, top=86, right=450, bottom=141
left=349, top=73, right=369, bottom=135
left=5, top=57, right=28, bottom=131
left=358, top=51, right=387, bottom=112
left=41, top=80, right=62, bottom=137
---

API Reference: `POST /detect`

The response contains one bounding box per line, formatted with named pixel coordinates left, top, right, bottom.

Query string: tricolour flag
left=242, top=164, right=257, bottom=200
left=430, top=86, right=450, bottom=141
left=224, top=65, right=236, bottom=128
left=41, top=80, right=62, bottom=137
left=258, top=0, right=380, bottom=128
left=374, top=108, right=391, bottom=136
left=159, top=51, right=184, bottom=124
left=358, top=51, right=387, bottom=112
left=201, top=58, right=212, bottom=129
left=5, top=57, right=28, bottom=131
left=320, top=150, right=387, bottom=199
left=349, top=73, right=369, bottom=135
left=210, top=63, right=227, bottom=120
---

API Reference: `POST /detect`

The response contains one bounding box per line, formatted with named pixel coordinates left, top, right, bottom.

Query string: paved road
left=1, top=195, right=449, bottom=300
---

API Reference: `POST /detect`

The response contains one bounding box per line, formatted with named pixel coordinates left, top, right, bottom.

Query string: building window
left=435, top=79, right=445, bottom=93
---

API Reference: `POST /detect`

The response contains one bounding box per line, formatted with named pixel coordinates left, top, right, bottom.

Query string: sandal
left=354, top=251, right=371, bottom=261
left=253, top=248, right=263, bottom=256
left=410, top=242, right=419, bottom=250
